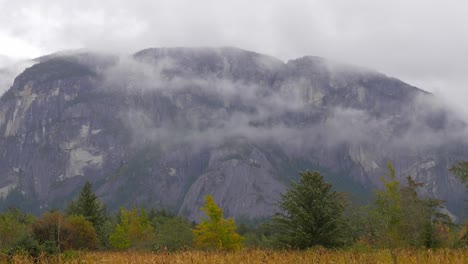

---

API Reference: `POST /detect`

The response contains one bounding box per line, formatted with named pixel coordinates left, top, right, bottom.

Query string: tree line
left=0, top=162, right=467, bottom=258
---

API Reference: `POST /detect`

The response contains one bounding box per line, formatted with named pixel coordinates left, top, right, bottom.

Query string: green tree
left=193, top=195, right=244, bottom=251
left=148, top=208, right=174, bottom=222
left=109, top=207, right=156, bottom=250
left=236, top=223, right=274, bottom=249
left=449, top=161, right=468, bottom=245
left=450, top=161, right=468, bottom=190
left=67, top=182, right=107, bottom=228
left=370, top=163, right=403, bottom=248
left=66, top=181, right=108, bottom=244
left=367, top=162, right=452, bottom=249
left=270, top=170, right=348, bottom=249
left=153, top=217, right=194, bottom=251
left=108, top=220, right=130, bottom=250
left=400, top=176, right=450, bottom=248
left=0, top=208, right=35, bottom=249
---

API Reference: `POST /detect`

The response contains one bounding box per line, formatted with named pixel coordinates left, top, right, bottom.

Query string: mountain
left=0, top=47, right=466, bottom=220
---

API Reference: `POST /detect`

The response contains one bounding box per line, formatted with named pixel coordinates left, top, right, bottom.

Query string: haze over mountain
left=0, top=47, right=466, bottom=220
left=2, top=1, right=468, bottom=118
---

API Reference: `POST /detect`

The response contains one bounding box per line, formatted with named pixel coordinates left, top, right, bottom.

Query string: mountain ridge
left=0, top=47, right=466, bottom=220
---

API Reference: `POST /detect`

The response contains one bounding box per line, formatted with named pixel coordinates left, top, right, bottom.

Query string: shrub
left=32, top=211, right=99, bottom=252
left=7, top=235, right=42, bottom=259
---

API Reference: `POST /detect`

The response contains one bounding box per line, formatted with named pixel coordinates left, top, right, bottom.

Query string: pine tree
left=66, top=181, right=108, bottom=244
left=271, top=170, right=348, bottom=249
left=450, top=161, right=468, bottom=190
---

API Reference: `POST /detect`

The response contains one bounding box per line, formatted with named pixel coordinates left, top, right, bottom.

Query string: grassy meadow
left=2, top=248, right=467, bottom=264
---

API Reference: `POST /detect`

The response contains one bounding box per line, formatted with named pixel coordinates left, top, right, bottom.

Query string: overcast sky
left=0, top=0, right=467, bottom=114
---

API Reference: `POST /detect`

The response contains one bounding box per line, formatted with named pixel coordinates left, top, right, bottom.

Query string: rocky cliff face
left=0, top=47, right=466, bottom=220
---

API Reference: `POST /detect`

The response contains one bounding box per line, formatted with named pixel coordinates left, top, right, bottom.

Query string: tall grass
left=2, top=248, right=467, bottom=264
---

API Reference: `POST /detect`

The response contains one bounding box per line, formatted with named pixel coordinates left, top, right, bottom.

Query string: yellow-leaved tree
left=109, top=207, right=155, bottom=250
left=193, top=195, right=244, bottom=251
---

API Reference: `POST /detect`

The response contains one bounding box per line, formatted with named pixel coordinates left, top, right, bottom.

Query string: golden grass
left=2, top=248, right=467, bottom=264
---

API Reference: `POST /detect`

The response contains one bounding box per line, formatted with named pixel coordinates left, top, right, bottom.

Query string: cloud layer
left=1, top=1, right=467, bottom=115
left=92, top=51, right=468, bottom=156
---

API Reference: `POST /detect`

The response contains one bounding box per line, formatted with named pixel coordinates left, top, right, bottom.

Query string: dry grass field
left=2, top=248, right=467, bottom=264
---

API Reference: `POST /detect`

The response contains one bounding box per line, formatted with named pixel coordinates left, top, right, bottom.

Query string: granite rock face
left=0, top=47, right=466, bottom=220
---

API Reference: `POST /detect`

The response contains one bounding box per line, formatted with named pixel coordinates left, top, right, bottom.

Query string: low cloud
left=0, top=58, right=34, bottom=96
left=93, top=52, right=468, bottom=158
left=1, top=1, right=467, bottom=112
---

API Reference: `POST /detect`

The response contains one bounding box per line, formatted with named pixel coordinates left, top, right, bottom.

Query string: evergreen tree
left=450, top=161, right=468, bottom=190
left=270, top=170, right=348, bottom=249
left=66, top=181, right=108, bottom=244
left=193, top=195, right=244, bottom=251
left=67, top=182, right=106, bottom=227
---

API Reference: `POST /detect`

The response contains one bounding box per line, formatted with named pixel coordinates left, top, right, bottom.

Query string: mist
left=0, top=58, right=34, bottom=96
left=88, top=50, right=468, bottom=160
left=1, top=0, right=468, bottom=117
